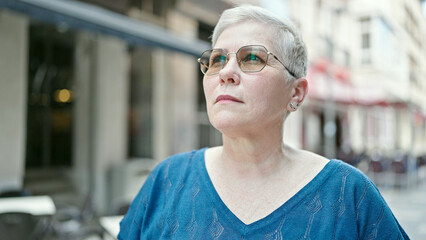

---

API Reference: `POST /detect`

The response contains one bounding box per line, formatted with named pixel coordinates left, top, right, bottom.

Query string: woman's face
left=203, top=22, right=294, bottom=136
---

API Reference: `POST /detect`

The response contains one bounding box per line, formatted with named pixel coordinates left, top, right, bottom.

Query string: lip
left=215, top=95, right=243, bottom=103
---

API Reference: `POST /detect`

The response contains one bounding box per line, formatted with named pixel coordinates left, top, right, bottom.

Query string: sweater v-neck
left=196, top=147, right=339, bottom=233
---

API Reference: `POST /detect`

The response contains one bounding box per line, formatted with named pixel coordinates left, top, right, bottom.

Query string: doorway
left=25, top=22, right=75, bottom=170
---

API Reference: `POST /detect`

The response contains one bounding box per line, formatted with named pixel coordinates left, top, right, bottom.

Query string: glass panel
left=362, top=33, right=370, bottom=49
left=128, top=46, right=153, bottom=158
left=197, top=21, right=222, bottom=148
left=26, top=22, right=75, bottom=168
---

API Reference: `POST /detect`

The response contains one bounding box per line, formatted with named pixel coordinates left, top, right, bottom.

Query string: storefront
left=0, top=0, right=210, bottom=213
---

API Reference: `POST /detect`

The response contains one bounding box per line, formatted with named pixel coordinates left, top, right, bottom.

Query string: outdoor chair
left=0, top=212, right=49, bottom=240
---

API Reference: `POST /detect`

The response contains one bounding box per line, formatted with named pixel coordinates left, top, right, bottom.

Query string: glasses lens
left=199, top=49, right=227, bottom=75
left=237, top=46, right=268, bottom=72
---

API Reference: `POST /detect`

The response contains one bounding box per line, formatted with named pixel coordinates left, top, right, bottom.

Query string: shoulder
left=321, top=158, right=376, bottom=196
left=143, top=148, right=207, bottom=191
left=292, top=146, right=379, bottom=200
left=331, top=160, right=410, bottom=238
left=118, top=148, right=208, bottom=238
left=325, top=159, right=390, bottom=219
left=287, top=146, right=330, bottom=176
left=317, top=160, right=409, bottom=239
left=289, top=146, right=372, bottom=191
left=330, top=159, right=375, bottom=190
left=317, top=160, right=409, bottom=237
left=151, top=148, right=206, bottom=176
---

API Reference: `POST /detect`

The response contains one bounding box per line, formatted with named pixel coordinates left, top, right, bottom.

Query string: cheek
left=248, top=77, right=288, bottom=108
left=202, top=78, right=215, bottom=101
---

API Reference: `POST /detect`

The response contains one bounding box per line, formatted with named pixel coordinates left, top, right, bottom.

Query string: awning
left=0, top=0, right=210, bottom=56
left=307, top=58, right=405, bottom=107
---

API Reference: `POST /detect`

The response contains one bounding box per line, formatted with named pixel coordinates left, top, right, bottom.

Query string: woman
left=119, top=5, right=408, bottom=239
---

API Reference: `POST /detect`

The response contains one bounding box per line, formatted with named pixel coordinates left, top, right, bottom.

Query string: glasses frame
left=197, top=45, right=296, bottom=78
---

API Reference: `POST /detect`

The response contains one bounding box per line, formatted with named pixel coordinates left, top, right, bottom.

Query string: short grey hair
left=211, top=5, right=308, bottom=81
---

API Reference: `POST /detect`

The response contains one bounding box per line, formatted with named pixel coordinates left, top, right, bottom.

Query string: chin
left=207, top=108, right=252, bottom=133
left=211, top=118, right=238, bottom=130
left=210, top=116, right=251, bottom=135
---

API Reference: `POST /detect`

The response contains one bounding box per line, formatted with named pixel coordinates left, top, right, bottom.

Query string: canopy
left=0, top=0, right=210, bottom=56
left=307, top=58, right=405, bottom=107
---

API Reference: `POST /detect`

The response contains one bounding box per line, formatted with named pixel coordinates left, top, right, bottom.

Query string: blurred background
left=0, top=0, right=425, bottom=239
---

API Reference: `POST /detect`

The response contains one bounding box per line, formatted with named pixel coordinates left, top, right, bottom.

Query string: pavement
left=380, top=180, right=426, bottom=240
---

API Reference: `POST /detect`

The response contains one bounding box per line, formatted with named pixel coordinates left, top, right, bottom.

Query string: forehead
left=214, top=22, right=275, bottom=51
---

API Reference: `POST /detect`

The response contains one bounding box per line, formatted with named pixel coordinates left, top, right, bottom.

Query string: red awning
left=306, top=58, right=401, bottom=107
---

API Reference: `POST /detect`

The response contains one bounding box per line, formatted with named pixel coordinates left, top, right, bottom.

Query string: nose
left=218, top=54, right=241, bottom=85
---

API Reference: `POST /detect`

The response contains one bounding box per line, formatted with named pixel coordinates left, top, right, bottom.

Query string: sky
left=423, top=1, right=426, bottom=17
left=260, top=0, right=426, bottom=20
left=260, top=0, right=290, bottom=19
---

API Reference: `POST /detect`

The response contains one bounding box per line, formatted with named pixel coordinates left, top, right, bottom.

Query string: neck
left=219, top=127, right=289, bottom=177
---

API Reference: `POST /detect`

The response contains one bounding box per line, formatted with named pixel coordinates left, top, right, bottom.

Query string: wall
left=0, top=10, right=28, bottom=192
left=73, top=32, right=128, bottom=212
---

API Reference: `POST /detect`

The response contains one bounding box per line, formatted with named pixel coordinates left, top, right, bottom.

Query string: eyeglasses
left=197, top=45, right=296, bottom=77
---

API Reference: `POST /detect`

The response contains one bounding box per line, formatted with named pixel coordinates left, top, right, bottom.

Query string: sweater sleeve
left=118, top=165, right=158, bottom=240
left=354, top=174, right=409, bottom=240
left=117, top=152, right=189, bottom=239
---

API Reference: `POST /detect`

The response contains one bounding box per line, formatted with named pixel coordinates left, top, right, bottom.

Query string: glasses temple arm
left=197, top=58, right=210, bottom=69
left=271, top=55, right=297, bottom=78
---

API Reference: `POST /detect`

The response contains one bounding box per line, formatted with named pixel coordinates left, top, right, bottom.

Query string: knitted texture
left=119, top=148, right=409, bottom=239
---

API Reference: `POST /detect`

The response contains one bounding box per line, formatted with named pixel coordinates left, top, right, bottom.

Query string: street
left=380, top=180, right=426, bottom=240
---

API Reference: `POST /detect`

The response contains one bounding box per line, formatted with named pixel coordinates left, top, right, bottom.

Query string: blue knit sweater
left=118, top=148, right=409, bottom=239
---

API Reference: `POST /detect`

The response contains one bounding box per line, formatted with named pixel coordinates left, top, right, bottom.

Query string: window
left=409, top=55, right=419, bottom=87
left=360, top=17, right=371, bottom=31
left=128, top=46, right=154, bottom=158
left=26, top=23, right=75, bottom=168
left=129, top=0, right=173, bottom=18
left=197, top=21, right=222, bottom=148
left=377, top=17, right=394, bottom=72
left=404, top=6, right=421, bottom=48
left=325, top=37, right=334, bottom=60
left=77, top=0, right=128, bottom=13
left=361, top=33, right=370, bottom=49
left=344, top=50, right=350, bottom=67
left=360, top=17, right=371, bottom=64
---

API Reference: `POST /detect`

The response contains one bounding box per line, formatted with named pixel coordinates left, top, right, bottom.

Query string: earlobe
left=287, top=78, right=308, bottom=112
left=289, top=102, right=299, bottom=111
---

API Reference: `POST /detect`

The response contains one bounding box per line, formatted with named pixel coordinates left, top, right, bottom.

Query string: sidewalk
left=380, top=181, right=426, bottom=240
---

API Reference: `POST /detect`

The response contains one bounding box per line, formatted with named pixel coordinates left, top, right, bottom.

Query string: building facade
left=0, top=0, right=425, bottom=213
left=288, top=0, right=426, bottom=182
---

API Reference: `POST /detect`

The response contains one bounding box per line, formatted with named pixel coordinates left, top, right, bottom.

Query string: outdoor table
left=0, top=195, right=56, bottom=215
left=100, top=215, right=124, bottom=239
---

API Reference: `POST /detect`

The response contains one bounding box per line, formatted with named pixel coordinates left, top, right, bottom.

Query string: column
left=152, top=49, right=172, bottom=162
left=0, top=10, right=28, bottom=192
left=168, top=10, right=198, bottom=154
left=73, top=32, right=94, bottom=196
left=73, top=32, right=128, bottom=213
left=92, top=35, right=128, bottom=213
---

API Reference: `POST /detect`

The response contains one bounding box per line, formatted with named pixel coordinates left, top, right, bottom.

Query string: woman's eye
left=211, top=54, right=226, bottom=65
left=242, top=53, right=263, bottom=63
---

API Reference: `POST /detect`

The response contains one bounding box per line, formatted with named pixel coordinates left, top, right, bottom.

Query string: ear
left=287, top=78, right=308, bottom=112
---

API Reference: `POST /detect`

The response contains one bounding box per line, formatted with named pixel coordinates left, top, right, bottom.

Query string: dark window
left=129, top=0, right=174, bottom=18
left=77, top=0, right=129, bottom=14
left=325, top=37, right=334, bottom=60
left=197, top=21, right=213, bottom=112
left=197, top=21, right=222, bottom=148
left=128, top=46, right=154, bottom=158
left=26, top=23, right=75, bottom=168
left=362, top=33, right=370, bottom=49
